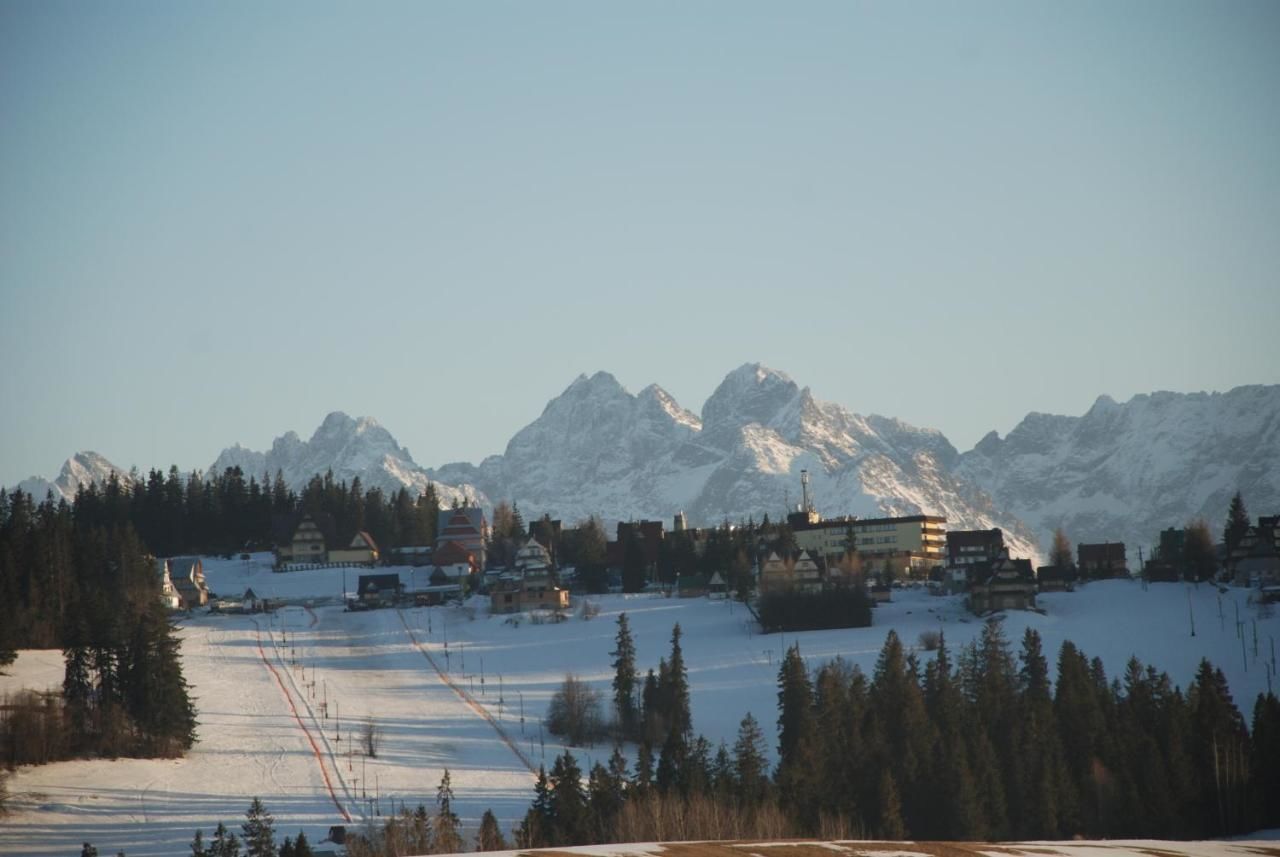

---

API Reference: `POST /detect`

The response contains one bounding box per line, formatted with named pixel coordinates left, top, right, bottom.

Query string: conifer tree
left=476, top=809, right=508, bottom=851
left=1249, top=693, right=1280, bottom=831
left=1224, top=492, right=1250, bottom=552
left=210, top=822, right=241, bottom=857
left=518, top=766, right=553, bottom=848
left=877, top=770, right=906, bottom=840
left=610, top=613, right=638, bottom=738
left=665, top=623, right=691, bottom=739
left=241, top=798, right=276, bottom=857
left=435, top=768, right=463, bottom=853
left=291, top=832, right=312, bottom=857
left=549, top=750, right=589, bottom=845
left=633, top=741, right=654, bottom=796
left=190, top=829, right=208, bottom=857
left=729, top=712, right=767, bottom=806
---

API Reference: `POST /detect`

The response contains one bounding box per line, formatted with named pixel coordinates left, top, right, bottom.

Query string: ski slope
left=2, top=553, right=1277, bottom=856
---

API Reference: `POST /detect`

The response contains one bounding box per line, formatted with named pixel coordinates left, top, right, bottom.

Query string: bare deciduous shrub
left=918, top=629, right=942, bottom=651
left=545, top=674, right=604, bottom=747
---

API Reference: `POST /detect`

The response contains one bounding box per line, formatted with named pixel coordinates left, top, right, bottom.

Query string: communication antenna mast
left=800, top=469, right=814, bottom=514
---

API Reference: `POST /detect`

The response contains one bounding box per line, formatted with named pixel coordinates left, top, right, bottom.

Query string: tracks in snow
left=396, top=609, right=538, bottom=777
left=250, top=617, right=353, bottom=823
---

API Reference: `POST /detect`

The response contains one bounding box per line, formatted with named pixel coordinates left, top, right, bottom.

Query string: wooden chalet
left=1078, top=542, right=1128, bottom=579
left=329, top=531, right=379, bottom=565
left=163, top=557, right=209, bottom=609
left=1227, top=517, right=1280, bottom=586
left=1036, top=564, right=1078, bottom=592
left=356, top=573, right=403, bottom=607
left=966, top=550, right=1037, bottom=613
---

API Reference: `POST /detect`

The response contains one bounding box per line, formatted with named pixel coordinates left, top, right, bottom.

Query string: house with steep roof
left=356, top=573, right=402, bottom=607
left=1078, top=542, right=1128, bottom=579
left=966, top=550, right=1037, bottom=613
left=437, top=507, right=488, bottom=568
left=273, top=512, right=336, bottom=565
left=167, top=557, right=209, bottom=609
left=330, top=531, right=379, bottom=566
left=1228, top=518, right=1280, bottom=587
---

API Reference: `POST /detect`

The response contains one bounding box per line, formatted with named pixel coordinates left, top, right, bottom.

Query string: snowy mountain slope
left=209, top=411, right=485, bottom=507
left=12, top=451, right=129, bottom=502
left=955, top=385, right=1280, bottom=553
left=431, top=364, right=1041, bottom=558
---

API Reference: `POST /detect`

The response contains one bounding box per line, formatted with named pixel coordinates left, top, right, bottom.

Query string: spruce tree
left=610, top=613, right=638, bottom=738
left=210, top=821, right=241, bottom=857
left=1249, top=693, right=1280, bottom=831
left=519, top=766, right=553, bottom=848
left=1224, top=492, right=1250, bottom=552
left=190, top=830, right=208, bottom=857
left=434, top=768, right=463, bottom=853
left=877, top=770, right=906, bottom=840
left=633, top=741, right=654, bottom=796
left=549, top=750, right=589, bottom=845
left=733, top=712, right=770, bottom=806
left=291, top=832, right=312, bottom=857
left=241, top=798, right=275, bottom=857
left=664, top=624, right=691, bottom=739
left=476, top=809, right=508, bottom=851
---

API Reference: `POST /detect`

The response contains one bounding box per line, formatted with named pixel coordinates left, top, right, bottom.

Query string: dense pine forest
left=510, top=615, right=1280, bottom=847
left=0, top=467, right=440, bottom=650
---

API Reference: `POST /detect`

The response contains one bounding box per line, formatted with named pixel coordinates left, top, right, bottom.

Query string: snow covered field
left=2, top=553, right=1278, bottom=857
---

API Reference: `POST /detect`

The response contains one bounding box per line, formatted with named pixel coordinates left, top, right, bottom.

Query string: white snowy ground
left=1, top=553, right=1277, bottom=856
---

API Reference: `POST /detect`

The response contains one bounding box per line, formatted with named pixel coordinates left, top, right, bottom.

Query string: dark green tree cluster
left=757, top=586, right=873, bottom=632
left=0, top=490, right=197, bottom=764
left=767, top=621, right=1280, bottom=839
left=522, top=622, right=1280, bottom=843
left=5, top=465, right=441, bottom=572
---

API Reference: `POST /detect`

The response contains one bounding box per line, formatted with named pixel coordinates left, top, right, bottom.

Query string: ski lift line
left=250, top=618, right=353, bottom=823
left=261, top=614, right=360, bottom=817
left=395, top=608, right=538, bottom=777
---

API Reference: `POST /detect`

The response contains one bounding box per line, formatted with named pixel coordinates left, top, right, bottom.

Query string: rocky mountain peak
left=702, top=363, right=801, bottom=430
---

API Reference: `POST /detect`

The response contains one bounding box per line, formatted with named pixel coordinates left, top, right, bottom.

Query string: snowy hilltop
left=208, top=411, right=484, bottom=507
left=431, top=364, right=1042, bottom=557
left=955, top=384, right=1280, bottom=555
left=14, top=451, right=129, bottom=502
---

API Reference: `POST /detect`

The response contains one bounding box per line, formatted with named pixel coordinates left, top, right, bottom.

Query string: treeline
left=524, top=619, right=1280, bottom=846
left=83, top=466, right=441, bottom=558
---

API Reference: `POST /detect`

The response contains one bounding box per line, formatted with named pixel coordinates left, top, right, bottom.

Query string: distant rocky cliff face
left=954, top=385, right=1280, bottom=555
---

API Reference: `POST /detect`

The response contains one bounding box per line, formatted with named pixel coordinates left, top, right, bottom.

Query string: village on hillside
left=168, top=470, right=1280, bottom=625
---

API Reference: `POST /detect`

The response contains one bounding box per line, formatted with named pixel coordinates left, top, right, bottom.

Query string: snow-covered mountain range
left=207, top=412, right=481, bottom=507
left=954, top=385, right=1280, bottom=557
left=10, top=367, right=1277, bottom=562
left=15, top=452, right=130, bottom=503
left=430, top=365, right=1042, bottom=557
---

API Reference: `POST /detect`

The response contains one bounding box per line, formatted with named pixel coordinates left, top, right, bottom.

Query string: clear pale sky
left=2, top=1, right=1278, bottom=487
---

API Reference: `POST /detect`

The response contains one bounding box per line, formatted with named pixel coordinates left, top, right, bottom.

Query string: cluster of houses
left=156, top=556, right=270, bottom=614
left=1143, top=514, right=1280, bottom=590
left=248, top=476, right=1280, bottom=618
